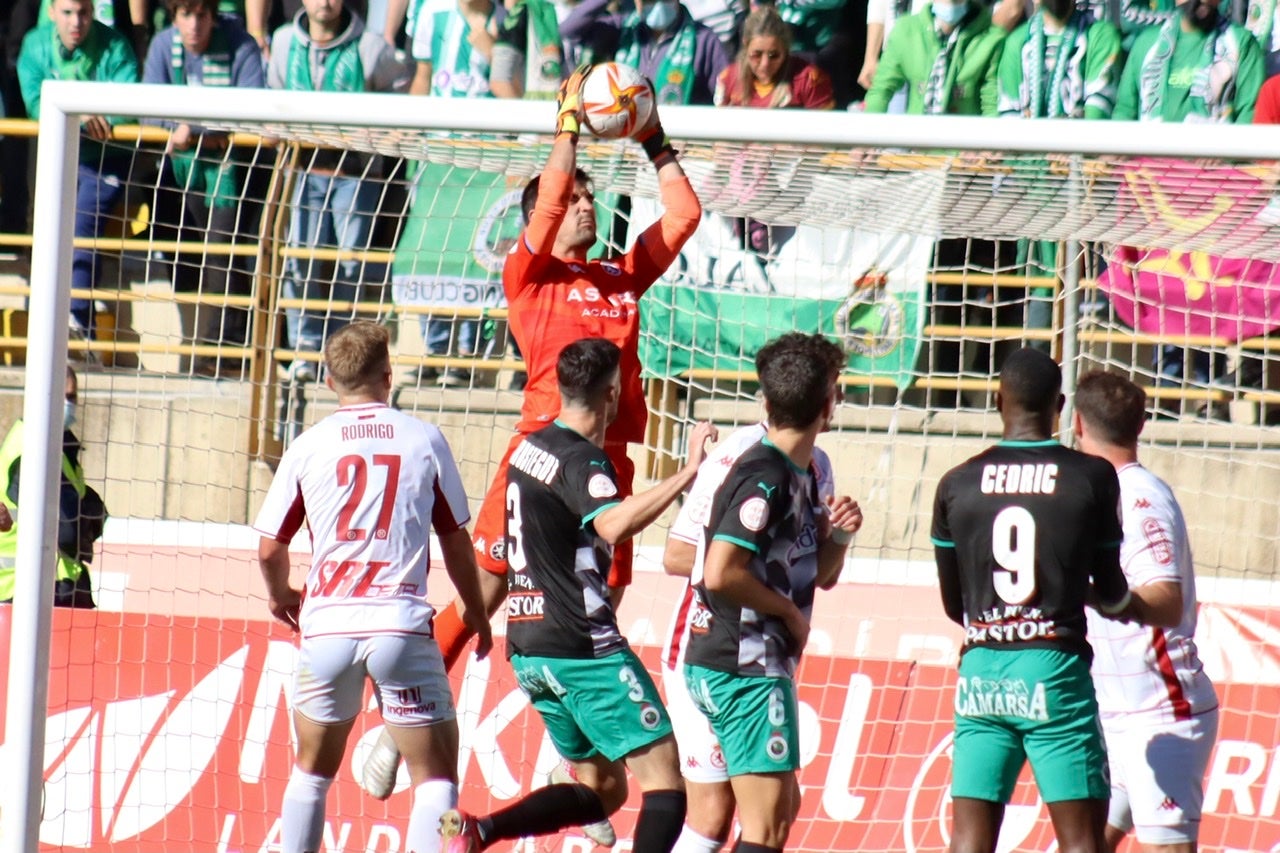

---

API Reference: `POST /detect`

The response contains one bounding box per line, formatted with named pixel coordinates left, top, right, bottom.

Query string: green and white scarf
left=1247, top=0, right=1276, bottom=53
left=618, top=11, right=697, bottom=104
left=1022, top=11, right=1086, bottom=117
left=508, top=0, right=562, bottom=99
left=1138, top=17, right=1241, bottom=121
left=170, top=26, right=239, bottom=209
left=171, top=24, right=233, bottom=86
left=923, top=17, right=964, bottom=115
left=431, top=8, right=496, bottom=97
left=286, top=22, right=365, bottom=92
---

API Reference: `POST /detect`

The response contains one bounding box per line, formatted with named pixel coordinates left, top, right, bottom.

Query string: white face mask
left=63, top=400, right=76, bottom=430
left=933, top=0, right=969, bottom=25
left=645, top=0, right=679, bottom=31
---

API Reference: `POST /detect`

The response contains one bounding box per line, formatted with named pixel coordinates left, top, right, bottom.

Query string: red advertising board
left=4, top=535, right=1280, bottom=852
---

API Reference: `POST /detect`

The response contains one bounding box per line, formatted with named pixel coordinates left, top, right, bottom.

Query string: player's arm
left=930, top=476, right=965, bottom=626
left=592, top=421, right=718, bottom=544
left=252, top=452, right=307, bottom=632
left=1121, top=580, right=1183, bottom=628
left=1090, top=465, right=1131, bottom=615
left=816, top=495, right=862, bottom=590
left=258, top=538, right=301, bottom=632
left=429, top=428, right=494, bottom=659
left=663, top=538, right=696, bottom=577
left=436, top=528, right=494, bottom=659
left=519, top=65, right=591, bottom=256
left=704, top=539, right=809, bottom=654
left=629, top=101, right=702, bottom=278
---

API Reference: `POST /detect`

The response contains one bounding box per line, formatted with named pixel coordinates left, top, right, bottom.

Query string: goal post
left=6, top=79, right=1280, bottom=853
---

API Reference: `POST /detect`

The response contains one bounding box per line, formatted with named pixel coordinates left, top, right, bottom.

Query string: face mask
left=63, top=400, right=76, bottom=430
left=645, top=0, right=679, bottom=31
left=933, top=1, right=968, bottom=25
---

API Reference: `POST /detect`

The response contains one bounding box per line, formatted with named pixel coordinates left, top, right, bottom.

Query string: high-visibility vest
left=0, top=420, right=91, bottom=601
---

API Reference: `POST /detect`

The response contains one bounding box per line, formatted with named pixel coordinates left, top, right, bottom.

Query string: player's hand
left=782, top=605, right=810, bottom=656
left=556, top=63, right=590, bottom=137
left=826, top=495, right=863, bottom=545
left=685, top=421, right=718, bottom=469
left=0, top=503, right=12, bottom=533
left=267, top=586, right=302, bottom=633
left=463, top=606, right=493, bottom=660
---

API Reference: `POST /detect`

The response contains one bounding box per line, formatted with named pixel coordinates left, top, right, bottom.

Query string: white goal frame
left=8, top=80, right=1280, bottom=853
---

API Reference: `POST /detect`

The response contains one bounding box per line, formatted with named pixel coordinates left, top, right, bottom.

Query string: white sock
left=672, top=825, right=723, bottom=853
left=281, top=767, right=333, bottom=853
left=406, top=779, right=459, bottom=853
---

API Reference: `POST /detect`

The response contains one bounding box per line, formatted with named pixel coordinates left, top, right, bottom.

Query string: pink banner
left=1098, top=245, right=1280, bottom=340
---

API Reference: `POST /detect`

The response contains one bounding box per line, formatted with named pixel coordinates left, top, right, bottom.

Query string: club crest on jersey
left=639, top=703, right=662, bottom=730
left=766, top=733, right=790, bottom=762
left=588, top=473, right=618, bottom=498
left=490, top=539, right=507, bottom=561
left=739, top=497, right=770, bottom=532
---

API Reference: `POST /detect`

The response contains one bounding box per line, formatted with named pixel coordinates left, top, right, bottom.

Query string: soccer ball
left=580, top=62, right=656, bottom=140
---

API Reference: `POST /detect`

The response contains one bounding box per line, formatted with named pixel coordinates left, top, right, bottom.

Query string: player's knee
left=686, top=783, right=735, bottom=840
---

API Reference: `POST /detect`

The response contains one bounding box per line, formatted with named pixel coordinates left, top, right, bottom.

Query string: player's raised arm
left=592, top=420, right=718, bottom=545
left=631, top=99, right=702, bottom=276
left=522, top=65, right=591, bottom=257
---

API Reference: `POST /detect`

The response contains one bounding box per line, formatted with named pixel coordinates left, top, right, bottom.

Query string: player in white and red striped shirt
left=1075, top=371, right=1219, bottom=853
left=254, top=321, right=492, bottom=853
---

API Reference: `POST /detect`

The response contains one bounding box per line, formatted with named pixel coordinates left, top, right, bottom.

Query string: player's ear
left=1071, top=410, right=1083, bottom=439
left=1056, top=393, right=1065, bottom=414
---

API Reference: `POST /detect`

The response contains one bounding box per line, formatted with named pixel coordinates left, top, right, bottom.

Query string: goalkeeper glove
left=556, top=63, right=591, bottom=140
left=634, top=79, right=677, bottom=165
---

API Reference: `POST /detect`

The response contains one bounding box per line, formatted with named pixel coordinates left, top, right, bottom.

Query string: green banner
left=641, top=274, right=924, bottom=389
left=391, top=162, right=525, bottom=309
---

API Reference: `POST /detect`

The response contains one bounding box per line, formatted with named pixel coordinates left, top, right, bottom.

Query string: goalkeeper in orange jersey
left=358, top=64, right=702, bottom=801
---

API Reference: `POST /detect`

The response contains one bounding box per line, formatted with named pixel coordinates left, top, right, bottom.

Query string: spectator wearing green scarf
left=143, top=0, right=264, bottom=377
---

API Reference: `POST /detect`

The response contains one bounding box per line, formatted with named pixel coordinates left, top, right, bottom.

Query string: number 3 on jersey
left=992, top=505, right=1036, bottom=604
left=506, top=482, right=527, bottom=571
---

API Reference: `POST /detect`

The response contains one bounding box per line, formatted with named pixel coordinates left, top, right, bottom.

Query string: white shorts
left=662, top=663, right=728, bottom=784
left=293, top=634, right=456, bottom=727
left=1103, top=707, right=1219, bottom=845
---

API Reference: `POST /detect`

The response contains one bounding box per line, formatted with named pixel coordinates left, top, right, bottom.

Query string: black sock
left=632, top=789, right=687, bottom=852
left=482, top=783, right=607, bottom=843
left=732, top=842, right=782, bottom=853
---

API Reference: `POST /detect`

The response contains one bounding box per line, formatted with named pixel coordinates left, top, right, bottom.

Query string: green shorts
left=952, top=646, right=1109, bottom=804
left=510, top=649, right=672, bottom=762
left=684, top=664, right=800, bottom=776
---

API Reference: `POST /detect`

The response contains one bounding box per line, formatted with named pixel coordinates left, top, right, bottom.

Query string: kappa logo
left=1158, top=796, right=1180, bottom=811
left=1134, top=498, right=1152, bottom=509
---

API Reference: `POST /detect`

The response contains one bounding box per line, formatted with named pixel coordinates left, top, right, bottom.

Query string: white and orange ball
left=580, top=62, right=656, bottom=140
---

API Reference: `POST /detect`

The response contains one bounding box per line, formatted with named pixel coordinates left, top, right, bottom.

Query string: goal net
left=3, top=82, right=1279, bottom=853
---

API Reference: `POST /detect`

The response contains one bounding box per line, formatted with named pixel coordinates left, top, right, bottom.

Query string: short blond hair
left=324, top=321, right=391, bottom=393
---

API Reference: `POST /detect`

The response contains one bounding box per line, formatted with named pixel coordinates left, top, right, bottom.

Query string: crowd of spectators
left=0, top=0, right=1275, bottom=402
